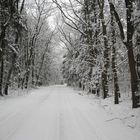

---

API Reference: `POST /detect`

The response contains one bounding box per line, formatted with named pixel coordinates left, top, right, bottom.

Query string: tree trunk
left=24, top=70, right=30, bottom=89
left=24, top=44, right=33, bottom=88
left=127, top=46, right=138, bottom=108
left=0, top=52, right=4, bottom=96
left=101, top=47, right=110, bottom=99
left=24, top=42, right=29, bottom=89
left=99, top=3, right=110, bottom=99
left=36, top=54, right=45, bottom=86
left=125, top=0, right=139, bottom=108
left=112, top=46, right=120, bottom=104
left=3, top=30, right=18, bottom=95
left=0, top=25, right=6, bottom=96
left=31, top=51, right=35, bottom=86
left=110, top=0, right=120, bottom=104
left=4, top=53, right=16, bottom=95
left=79, top=82, right=82, bottom=88
left=108, top=0, right=139, bottom=108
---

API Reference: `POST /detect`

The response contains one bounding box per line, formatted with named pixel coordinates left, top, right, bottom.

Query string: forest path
left=0, top=85, right=139, bottom=140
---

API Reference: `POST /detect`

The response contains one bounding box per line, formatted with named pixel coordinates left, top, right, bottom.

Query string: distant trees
left=23, top=0, right=54, bottom=88
left=54, top=0, right=140, bottom=108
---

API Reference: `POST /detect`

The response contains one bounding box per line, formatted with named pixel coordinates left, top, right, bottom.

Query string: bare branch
left=108, top=0, right=126, bottom=44
left=52, top=0, right=86, bottom=36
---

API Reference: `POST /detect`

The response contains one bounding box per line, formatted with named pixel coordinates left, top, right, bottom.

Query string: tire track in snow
left=66, top=92, right=103, bottom=140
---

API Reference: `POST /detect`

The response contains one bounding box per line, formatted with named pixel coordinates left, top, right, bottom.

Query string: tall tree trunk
left=98, top=0, right=110, bottom=99
left=24, top=55, right=31, bottom=89
left=0, top=25, right=6, bottom=96
left=25, top=70, right=30, bottom=89
left=125, top=0, right=139, bottom=108
left=31, top=51, right=35, bottom=86
left=110, top=0, right=120, bottom=104
left=112, top=45, right=120, bottom=104
left=24, top=43, right=33, bottom=88
left=3, top=31, right=18, bottom=95
left=101, top=42, right=110, bottom=99
left=25, top=32, right=37, bottom=88
left=108, top=0, right=139, bottom=108
left=24, top=41, right=29, bottom=89
left=4, top=53, right=16, bottom=95
left=127, top=46, right=138, bottom=108
left=0, top=52, right=4, bottom=96
left=36, top=48, right=48, bottom=86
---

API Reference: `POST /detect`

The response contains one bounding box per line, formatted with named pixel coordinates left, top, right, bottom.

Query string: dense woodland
left=53, top=0, right=140, bottom=108
left=0, top=0, right=62, bottom=96
left=0, top=0, right=140, bottom=108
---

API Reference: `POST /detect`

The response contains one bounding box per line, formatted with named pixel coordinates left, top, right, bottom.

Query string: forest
left=0, top=0, right=140, bottom=109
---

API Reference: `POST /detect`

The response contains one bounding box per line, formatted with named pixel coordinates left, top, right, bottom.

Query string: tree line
left=0, top=0, right=58, bottom=96
left=53, top=0, right=140, bottom=108
left=0, top=0, right=140, bottom=108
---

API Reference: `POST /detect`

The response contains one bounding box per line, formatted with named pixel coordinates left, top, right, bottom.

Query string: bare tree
left=108, top=0, right=140, bottom=108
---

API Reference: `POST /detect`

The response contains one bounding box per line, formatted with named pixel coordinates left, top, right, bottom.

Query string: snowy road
left=0, top=85, right=139, bottom=140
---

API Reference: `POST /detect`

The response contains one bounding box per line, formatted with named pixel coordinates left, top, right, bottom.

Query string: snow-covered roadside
left=78, top=89, right=140, bottom=131
left=0, top=88, right=31, bottom=100
left=0, top=87, right=51, bottom=140
left=0, top=85, right=140, bottom=140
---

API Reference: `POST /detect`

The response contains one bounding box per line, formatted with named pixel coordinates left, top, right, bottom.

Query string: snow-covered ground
left=0, top=85, right=140, bottom=140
